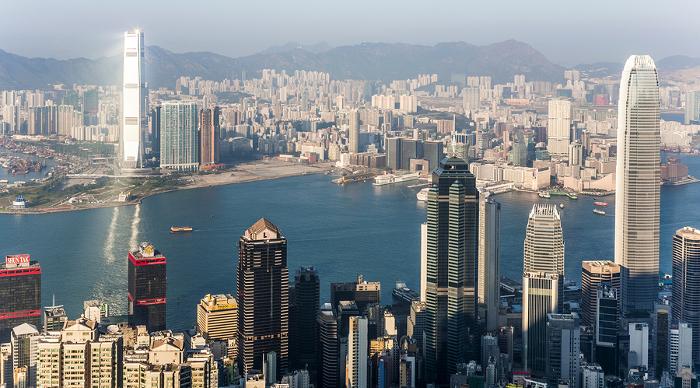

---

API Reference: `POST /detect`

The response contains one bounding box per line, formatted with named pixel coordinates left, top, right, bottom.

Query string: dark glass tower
left=0, top=254, right=41, bottom=341
left=290, top=266, right=320, bottom=371
left=237, top=218, right=289, bottom=376
left=127, top=242, right=166, bottom=332
left=317, top=304, right=339, bottom=388
left=424, top=156, right=479, bottom=383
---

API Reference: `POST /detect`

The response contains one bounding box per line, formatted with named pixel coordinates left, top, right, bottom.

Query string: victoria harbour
left=1, top=153, right=697, bottom=330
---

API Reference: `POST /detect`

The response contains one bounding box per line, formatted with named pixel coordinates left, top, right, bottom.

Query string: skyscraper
left=330, top=274, right=380, bottom=314
left=0, top=254, right=41, bottom=341
left=581, top=261, right=621, bottom=328
left=672, top=226, right=700, bottom=368
left=196, top=294, right=237, bottom=359
left=121, top=29, right=147, bottom=169
left=594, top=284, right=620, bottom=376
left=349, top=110, right=360, bottom=153
left=522, top=204, right=565, bottom=376
left=317, top=304, right=339, bottom=388
left=670, top=322, right=693, bottom=376
left=546, top=313, right=580, bottom=388
left=424, top=156, right=479, bottom=382
left=127, top=242, right=166, bottom=332
left=615, top=55, right=660, bottom=314
left=199, top=107, right=220, bottom=165
left=546, top=99, right=572, bottom=156
left=290, top=267, right=320, bottom=371
left=685, top=90, right=700, bottom=124
left=237, top=218, right=289, bottom=375
left=160, top=101, right=200, bottom=171
left=346, top=316, right=368, bottom=388
left=478, top=194, right=501, bottom=331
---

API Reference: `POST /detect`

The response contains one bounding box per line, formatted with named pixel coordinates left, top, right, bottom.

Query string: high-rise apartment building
left=127, top=242, right=167, bottom=332
left=11, top=323, right=39, bottom=387
left=478, top=195, right=501, bottom=331
left=581, top=261, right=621, bottom=328
left=615, top=55, right=660, bottom=314
left=546, top=313, right=580, bottom=388
left=290, top=267, right=320, bottom=371
left=346, top=316, right=368, bottom=388
left=349, top=110, right=360, bottom=153
left=237, top=218, right=289, bottom=375
left=0, top=254, right=41, bottom=341
left=547, top=99, right=572, bottom=155
left=685, top=90, right=700, bottom=124
left=199, top=107, right=220, bottom=165
left=160, top=101, right=200, bottom=171
left=121, top=29, right=147, bottom=169
left=196, top=294, right=237, bottom=359
left=424, top=156, right=479, bottom=382
left=672, top=226, right=700, bottom=368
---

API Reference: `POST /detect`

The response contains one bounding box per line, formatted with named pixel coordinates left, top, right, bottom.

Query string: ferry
left=592, top=209, right=606, bottom=216
left=559, top=203, right=565, bottom=209
left=593, top=201, right=609, bottom=207
left=394, top=172, right=421, bottom=183
left=538, top=191, right=551, bottom=199
left=170, top=226, right=193, bottom=233
left=416, top=187, right=429, bottom=202
left=373, top=173, right=395, bottom=186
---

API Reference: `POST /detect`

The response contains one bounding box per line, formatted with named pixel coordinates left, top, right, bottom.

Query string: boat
left=538, top=191, right=551, bottom=198
left=559, top=203, right=565, bottom=209
left=373, top=174, right=395, bottom=186
left=416, top=187, right=429, bottom=202
left=394, top=172, right=421, bottom=183
left=567, top=193, right=578, bottom=200
left=170, top=226, right=193, bottom=233
left=593, top=201, right=609, bottom=207
left=592, top=209, right=606, bottom=216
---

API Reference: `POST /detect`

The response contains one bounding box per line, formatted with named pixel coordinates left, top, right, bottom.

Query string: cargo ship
left=170, top=226, right=193, bottom=233
left=593, top=201, right=609, bottom=207
left=592, top=209, right=606, bottom=216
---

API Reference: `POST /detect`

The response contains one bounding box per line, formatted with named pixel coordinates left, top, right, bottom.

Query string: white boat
left=538, top=191, right=551, bottom=198
left=373, top=174, right=396, bottom=186
left=394, top=172, right=421, bottom=183
left=593, top=208, right=606, bottom=216
left=416, top=187, right=429, bottom=202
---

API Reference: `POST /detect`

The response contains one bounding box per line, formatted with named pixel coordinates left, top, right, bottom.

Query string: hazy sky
left=3, top=0, right=697, bottom=65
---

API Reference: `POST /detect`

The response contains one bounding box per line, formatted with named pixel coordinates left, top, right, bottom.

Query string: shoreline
left=1, top=160, right=335, bottom=216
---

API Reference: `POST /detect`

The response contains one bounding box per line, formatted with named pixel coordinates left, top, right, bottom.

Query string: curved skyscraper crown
left=614, top=55, right=660, bottom=313
left=523, top=204, right=564, bottom=274
left=122, top=29, right=147, bottom=169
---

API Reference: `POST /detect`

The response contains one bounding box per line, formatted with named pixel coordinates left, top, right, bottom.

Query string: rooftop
left=244, top=218, right=282, bottom=241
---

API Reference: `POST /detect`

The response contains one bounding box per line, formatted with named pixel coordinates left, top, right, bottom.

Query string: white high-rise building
left=614, top=55, right=660, bottom=313
left=581, top=364, right=604, bottom=388
left=670, top=322, right=693, bottom=375
left=628, top=322, right=649, bottom=369
left=547, top=99, right=572, bottom=156
left=346, top=316, right=367, bottom=388
left=523, top=204, right=565, bottom=275
left=121, top=29, right=147, bottom=169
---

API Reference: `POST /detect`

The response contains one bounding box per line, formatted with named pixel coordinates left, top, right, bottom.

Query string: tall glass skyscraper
left=614, top=55, right=660, bottom=314
left=160, top=101, right=200, bottom=171
left=671, top=226, right=700, bottom=369
left=424, top=156, right=478, bottom=383
left=121, top=30, right=147, bottom=169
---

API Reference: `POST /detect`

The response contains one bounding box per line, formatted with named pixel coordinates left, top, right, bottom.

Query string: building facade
left=160, top=101, right=200, bottom=171
left=672, top=226, right=700, bottom=368
left=127, top=242, right=167, bottom=332
left=121, top=30, right=147, bottom=169
left=0, top=254, right=41, bottom=341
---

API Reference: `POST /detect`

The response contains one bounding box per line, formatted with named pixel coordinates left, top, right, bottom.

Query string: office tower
left=546, top=99, right=572, bottom=155
left=615, top=55, right=660, bottom=314
left=422, top=141, right=444, bottom=172
left=330, top=275, right=380, bottom=314
left=420, top=223, right=427, bottom=302
left=523, top=272, right=561, bottom=376
left=127, top=242, right=167, bottom=332
left=424, top=156, right=479, bottom=382
left=237, top=218, right=289, bottom=375
left=581, top=364, right=605, bottom=388
left=581, top=261, right=621, bottom=328
left=523, top=204, right=565, bottom=276
left=199, top=107, right=220, bottom=165
left=685, top=90, right=700, bottom=124
left=675, top=367, right=698, bottom=388
left=346, top=316, right=368, bottom=388
left=0, top=254, right=41, bottom=341
left=11, top=323, right=38, bottom=387
left=594, top=284, right=620, bottom=376
left=317, top=304, right=339, bottom=388
left=121, top=29, right=147, bottom=169
left=196, top=294, right=237, bottom=359
left=386, top=137, right=401, bottom=170
left=150, top=106, right=161, bottom=157
left=481, top=334, right=499, bottom=372
left=670, top=323, right=693, bottom=376
left=392, top=284, right=419, bottom=339
left=672, top=226, right=700, bottom=367
left=546, top=313, right=580, bottom=388
left=349, top=110, right=360, bottom=153
left=478, top=195, right=501, bottom=331
left=42, top=305, right=67, bottom=332
left=629, top=323, right=650, bottom=369
left=568, top=141, right=583, bottom=166
left=654, top=304, right=670, bottom=379
left=160, top=101, right=200, bottom=171
left=290, top=267, right=320, bottom=371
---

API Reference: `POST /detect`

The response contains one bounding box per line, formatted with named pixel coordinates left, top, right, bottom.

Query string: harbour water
left=1, top=153, right=699, bottom=330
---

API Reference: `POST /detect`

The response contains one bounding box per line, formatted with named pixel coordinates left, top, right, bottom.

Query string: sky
left=2, top=0, right=697, bottom=66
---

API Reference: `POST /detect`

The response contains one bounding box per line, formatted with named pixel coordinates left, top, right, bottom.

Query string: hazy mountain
left=0, top=40, right=569, bottom=89
left=657, top=55, right=700, bottom=71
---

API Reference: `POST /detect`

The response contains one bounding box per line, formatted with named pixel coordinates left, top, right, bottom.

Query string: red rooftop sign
left=5, top=254, right=31, bottom=266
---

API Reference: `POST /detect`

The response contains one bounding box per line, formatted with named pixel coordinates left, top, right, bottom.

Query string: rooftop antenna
left=52, top=294, right=55, bottom=307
